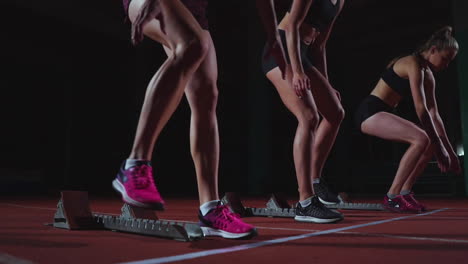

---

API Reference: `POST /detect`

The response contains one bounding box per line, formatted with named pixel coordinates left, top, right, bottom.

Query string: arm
left=132, top=0, right=163, bottom=45
left=256, top=0, right=280, bottom=42
left=308, top=0, right=344, bottom=79
left=425, top=72, right=461, bottom=173
left=284, top=0, right=313, bottom=96
left=256, top=0, right=288, bottom=79
left=408, top=60, right=450, bottom=172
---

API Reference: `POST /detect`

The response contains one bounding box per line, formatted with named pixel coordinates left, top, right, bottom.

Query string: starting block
left=222, top=192, right=384, bottom=218
left=326, top=194, right=384, bottom=211
left=51, top=191, right=204, bottom=242
left=222, top=192, right=295, bottom=218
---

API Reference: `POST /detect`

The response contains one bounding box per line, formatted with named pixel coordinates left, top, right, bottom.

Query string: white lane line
left=118, top=209, right=448, bottom=264
left=445, top=208, right=468, bottom=211
left=0, top=253, right=35, bottom=264
left=255, top=226, right=321, bottom=232
left=360, top=233, right=468, bottom=244
left=6, top=203, right=464, bottom=244
left=255, top=225, right=468, bottom=244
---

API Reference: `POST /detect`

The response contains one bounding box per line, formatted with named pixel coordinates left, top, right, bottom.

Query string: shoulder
left=397, top=55, right=423, bottom=75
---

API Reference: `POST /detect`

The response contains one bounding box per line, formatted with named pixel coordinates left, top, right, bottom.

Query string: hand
left=264, top=35, right=288, bottom=80
left=434, top=144, right=450, bottom=173
left=131, top=0, right=164, bottom=45
left=292, top=72, right=310, bottom=98
left=448, top=152, right=462, bottom=174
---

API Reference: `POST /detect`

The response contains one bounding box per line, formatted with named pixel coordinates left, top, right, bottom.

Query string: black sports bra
left=381, top=64, right=411, bottom=97
left=290, top=0, right=340, bottom=31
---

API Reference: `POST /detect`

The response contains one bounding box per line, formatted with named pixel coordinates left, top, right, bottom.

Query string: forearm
left=431, top=112, right=456, bottom=154
left=256, top=0, right=279, bottom=41
left=285, top=26, right=304, bottom=74
left=418, top=109, right=443, bottom=145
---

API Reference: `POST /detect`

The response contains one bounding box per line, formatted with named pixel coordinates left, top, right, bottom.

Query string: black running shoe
left=294, top=196, right=344, bottom=223
left=313, top=180, right=340, bottom=205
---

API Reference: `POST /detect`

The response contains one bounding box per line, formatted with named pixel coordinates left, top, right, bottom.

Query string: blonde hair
left=415, top=26, right=459, bottom=54
left=387, top=26, right=459, bottom=68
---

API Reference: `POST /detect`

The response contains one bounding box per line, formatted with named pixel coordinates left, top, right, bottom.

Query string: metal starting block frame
left=326, top=195, right=384, bottom=211
left=222, top=192, right=384, bottom=218
left=51, top=191, right=204, bottom=242
left=222, top=192, right=295, bottom=218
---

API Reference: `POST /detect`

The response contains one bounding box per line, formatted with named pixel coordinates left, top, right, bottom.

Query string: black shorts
left=354, top=95, right=394, bottom=131
left=261, top=29, right=314, bottom=74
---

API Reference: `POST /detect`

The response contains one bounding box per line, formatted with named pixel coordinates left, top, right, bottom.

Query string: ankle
left=400, top=190, right=411, bottom=196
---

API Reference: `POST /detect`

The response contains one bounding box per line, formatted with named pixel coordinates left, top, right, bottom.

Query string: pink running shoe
left=112, top=161, right=165, bottom=210
left=199, top=204, right=257, bottom=239
left=383, top=195, right=420, bottom=213
left=403, top=192, right=427, bottom=212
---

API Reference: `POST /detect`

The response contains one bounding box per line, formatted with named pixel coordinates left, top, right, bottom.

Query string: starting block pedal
left=51, top=191, right=204, bottom=242
left=222, top=192, right=295, bottom=218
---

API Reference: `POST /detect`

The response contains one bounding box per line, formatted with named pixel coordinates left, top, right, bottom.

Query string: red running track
left=1, top=196, right=468, bottom=264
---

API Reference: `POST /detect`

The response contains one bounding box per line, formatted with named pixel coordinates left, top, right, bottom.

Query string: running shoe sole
left=294, top=215, right=343, bottom=223
left=200, top=226, right=258, bottom=239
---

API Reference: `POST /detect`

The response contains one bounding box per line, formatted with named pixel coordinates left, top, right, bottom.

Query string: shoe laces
left=131, top=164, right=154, bottom=189
left=311, top=196, right=327, bottom=210
left=399, top=196, right=415, bottom=208
left=409, top=193, right=424, bottom=207
left=213, top=205, right=240, bottom=223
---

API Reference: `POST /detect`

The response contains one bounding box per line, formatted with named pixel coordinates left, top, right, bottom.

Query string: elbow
left=284, top=22, right=300, bottom=34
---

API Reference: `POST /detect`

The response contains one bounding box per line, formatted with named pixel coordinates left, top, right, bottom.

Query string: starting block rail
left=51, top=191, right=204, bottom=242
left=222, top=192, right=385, bottom=218
left=326, top=202, right=384, bottom=211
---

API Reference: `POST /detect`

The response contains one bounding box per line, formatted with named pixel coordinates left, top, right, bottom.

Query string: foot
left=403, top=192, right=427, bottom=212
left=294, top=196, right=344, bottom=223
left=383, top=195, right=420, bottom=213
left=199, top=203, right=257, bottom=239
left=313, top=180, right=340, bottom=205
left=112, top=161, right=165, bottom=210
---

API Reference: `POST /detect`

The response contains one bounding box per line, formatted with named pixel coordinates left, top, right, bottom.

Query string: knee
left=334, top=106, right=345, bottom=124
left=423, top=143, right=436, bottom=158
left=174, top=34, right=210, bottom=65
left=204, top=85, right=218, bottom=107
left=322, top=106, right=345, bottom=126
left=412, top=132, right=431, bottom=150
left=297, top=111, right=320, bottom=131
left=193, top=85, right=219, bottom=114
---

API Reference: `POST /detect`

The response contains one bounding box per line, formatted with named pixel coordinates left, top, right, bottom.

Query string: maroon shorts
left=122, top=0, right=209, bottom=30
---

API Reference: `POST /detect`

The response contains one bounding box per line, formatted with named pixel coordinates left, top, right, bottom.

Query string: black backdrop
left=0, top=0, right=462, bottom=197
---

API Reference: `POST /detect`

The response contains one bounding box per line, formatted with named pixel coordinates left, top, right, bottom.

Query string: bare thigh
left=266, top=67, right=318, bottom=119
left=304, top=67, right=343, bottom=119
left=361, top=112, right=428, bottom=143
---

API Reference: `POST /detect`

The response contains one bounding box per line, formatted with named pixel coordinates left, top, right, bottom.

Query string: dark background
left=0, top=0, right=465, bottom=198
